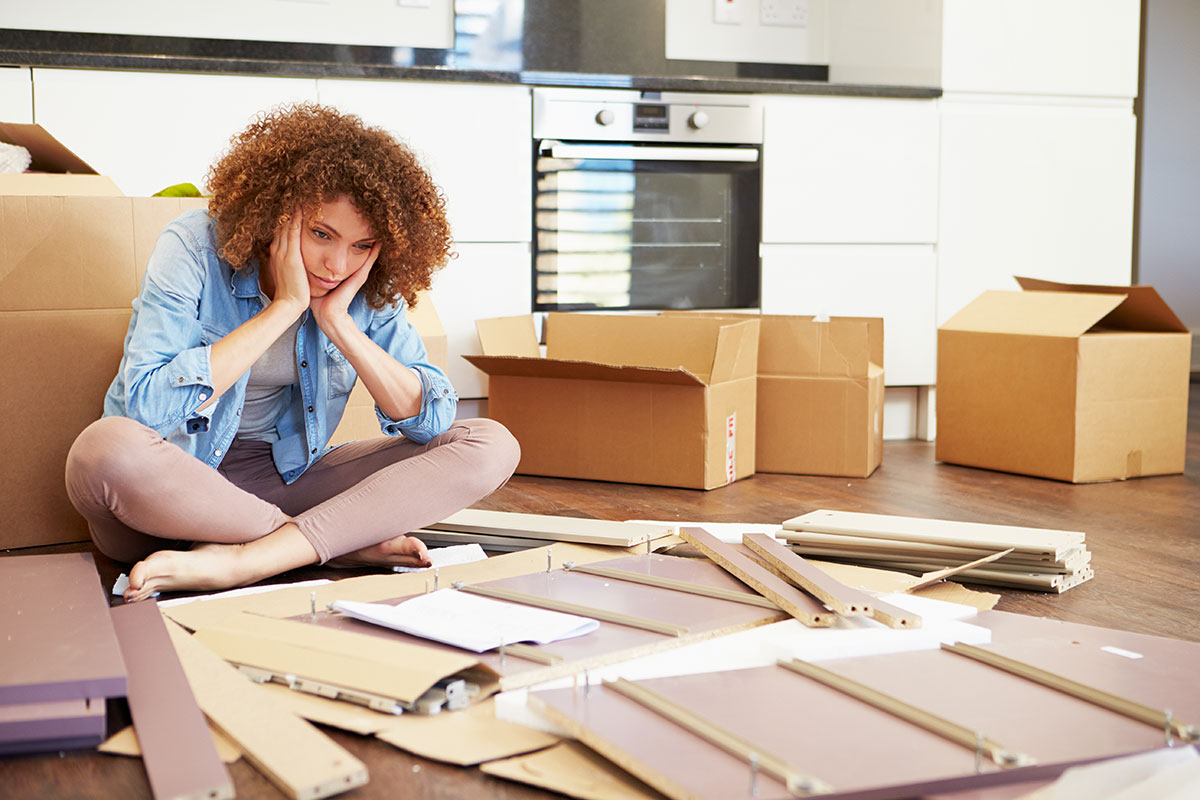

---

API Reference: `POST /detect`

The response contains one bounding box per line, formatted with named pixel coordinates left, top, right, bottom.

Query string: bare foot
left=125, top=543, right=254, bottom=602
left=329, top=534, right=431, bottom=569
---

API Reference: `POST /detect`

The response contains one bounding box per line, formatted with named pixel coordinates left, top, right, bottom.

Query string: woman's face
left=299, top=196, right=378, bottom=297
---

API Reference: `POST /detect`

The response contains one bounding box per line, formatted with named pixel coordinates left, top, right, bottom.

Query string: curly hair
left=206, top=103, right=452, bottom=310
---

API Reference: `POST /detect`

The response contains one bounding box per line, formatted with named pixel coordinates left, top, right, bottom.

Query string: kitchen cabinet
left=937, top=97, right=1136, bottom=323
left=760, top=95, right=939, bottom=396
left=428, top=241, right=531, bottom=400
left=31, top=68, right=319, bottom=196
left=0, top=67, right=33, bottom=124
left=760, top=244, right=937, bottom=387
left=762, top=95, right=938, bottom=245
left=940, top=0, right=1140, bottom=98
left=315, top=79, right=532, bottom=245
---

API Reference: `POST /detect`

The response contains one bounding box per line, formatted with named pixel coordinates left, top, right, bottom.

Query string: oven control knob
left=595, top=108, right=616, bottom=126
left=688, top=111, right=710, bottom=130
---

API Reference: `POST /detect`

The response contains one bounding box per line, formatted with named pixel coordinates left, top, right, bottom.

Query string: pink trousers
left=65, top=416, right=520, bottom=564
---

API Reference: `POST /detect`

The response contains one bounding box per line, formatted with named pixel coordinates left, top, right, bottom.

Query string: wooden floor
left=5, top=381, right=1198, bottom=800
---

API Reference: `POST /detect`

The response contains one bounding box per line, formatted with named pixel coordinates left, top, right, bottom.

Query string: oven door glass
left=533, top=142, right=761, bottom=311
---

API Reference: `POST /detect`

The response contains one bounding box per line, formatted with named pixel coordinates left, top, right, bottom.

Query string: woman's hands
left=309, top=242, right=380, bottom=337
left=267, top=209, right=311, bottom=318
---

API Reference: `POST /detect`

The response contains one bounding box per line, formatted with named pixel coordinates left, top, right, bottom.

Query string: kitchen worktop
left=0, top=21, right=940, bottom=100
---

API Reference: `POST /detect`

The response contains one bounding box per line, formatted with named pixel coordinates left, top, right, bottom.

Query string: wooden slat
left=109, top=602, right=233, bottom=800
left=164, top=620, right=368, bottom=800
left=943, top=643, right=1199, bottom=743
left=679, top=527, right=831, bottom=627
left=605, top=678, right=831, bottom=796
left=742, top=533, right=874, bottom=616
left=777, top=659, right=1035, bottom=768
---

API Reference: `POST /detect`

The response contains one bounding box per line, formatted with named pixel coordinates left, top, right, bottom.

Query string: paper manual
left=331, top=590, right=599, bottom=653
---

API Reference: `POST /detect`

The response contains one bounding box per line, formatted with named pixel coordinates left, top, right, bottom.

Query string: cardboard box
left=0, top=194, right=446, bottom=550
left=756, top=315, right=884, bottom=478
left=936, top=276, right=1192, bottom=483
left=0, top=122, right=123, bottom=196
left=465, top=313, right=760, bottom=490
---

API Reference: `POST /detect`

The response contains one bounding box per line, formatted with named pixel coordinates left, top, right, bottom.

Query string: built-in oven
left=532, top=88, right=763, bottom=311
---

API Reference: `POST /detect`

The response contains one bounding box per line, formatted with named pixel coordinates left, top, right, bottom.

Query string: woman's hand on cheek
left=310, top=242, right=378, bottom=335
left=268, top=209, right=310, bottom=315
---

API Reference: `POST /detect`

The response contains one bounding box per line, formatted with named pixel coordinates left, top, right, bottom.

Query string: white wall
left=665, top=0, right=829, bottom=65
left=1137, top=0, right=1200, bottom=370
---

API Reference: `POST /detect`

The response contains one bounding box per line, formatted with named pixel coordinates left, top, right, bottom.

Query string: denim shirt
left=103, top=210, right=457, bottom=484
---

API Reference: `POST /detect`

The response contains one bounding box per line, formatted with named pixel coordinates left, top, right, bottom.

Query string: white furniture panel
left=762, top=95, right=938, bottom=244
left=428, top=241, right=531, bottom=399
left=4, top=0, right=453, bottom=49
left=760, top=244, right=937, bottom=386
left=941, top=0, right=1141, bottom=98
left=32, top=69, right=318, bottom=196
left=0, top=67, right=33, bottom=124
left=316, top=80, right=531, bottom=244
left=937, top=97, right=1136, bottom=324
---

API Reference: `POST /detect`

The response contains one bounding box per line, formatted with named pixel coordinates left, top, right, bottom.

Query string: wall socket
left=760, top=0, right=808, bottom=28
left=713, top=0, right=742, bottom=25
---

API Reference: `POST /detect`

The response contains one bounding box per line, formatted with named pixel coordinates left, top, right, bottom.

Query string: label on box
left=725, top=412, right=737, bottom=484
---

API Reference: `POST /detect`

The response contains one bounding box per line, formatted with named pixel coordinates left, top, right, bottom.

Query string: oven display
left=633, top=104, right=669, bottom=132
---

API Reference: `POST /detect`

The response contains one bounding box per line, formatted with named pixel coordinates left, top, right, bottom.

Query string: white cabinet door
left=762, top=95, right=938, bottom=244
left=32, top=69, right=319, bottom=196
left=316, top=80, right=531, bottom=244
left=429, top=241, right=531, bottom=399
left=0, top=67, right=33, bottom=124
left=937, top=97, right=1136, bottom=324
left=941, top=0, right=1141, bottom=98
left=761, top=244, right=937, bottom=386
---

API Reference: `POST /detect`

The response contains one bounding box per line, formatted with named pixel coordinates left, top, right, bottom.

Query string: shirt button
left=199, top=393, right=208, bottom=401
left=215, top=449, right=223, bottom=457
left=308, top=406, right=314, bottom=413
left=301, top=360, right=308, bottom=368
left=176, top=377, right=184, bottom=383
left=311, top=448, right=317, bottom=454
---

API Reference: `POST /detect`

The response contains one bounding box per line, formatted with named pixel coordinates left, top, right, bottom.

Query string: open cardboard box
left=0, top=121, right=123, bottom=196
left=0, top=193, right=447, bottom=550
left=466, top=312, right=760, bottom=490
left=936, top=276, right=1192, bottom=483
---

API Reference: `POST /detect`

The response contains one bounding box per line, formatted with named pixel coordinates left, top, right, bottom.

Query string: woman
left=65, top=104, right=520, bottom=603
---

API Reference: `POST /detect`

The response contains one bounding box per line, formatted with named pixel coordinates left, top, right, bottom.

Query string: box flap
left=475, top=315, right=540, bottom=357
left=940, top=290, right=1125, bottom=338
left=708, top=318, right=760, bottom=384
left=544, top=313, right=742, bottom=383
left=1016, top=276, right=1190, bottom=333
left=759, top=315, right=880, bottom=378
left=0, top=122, right=97, bottom=175
left=464, top=354, right=706, bottom=386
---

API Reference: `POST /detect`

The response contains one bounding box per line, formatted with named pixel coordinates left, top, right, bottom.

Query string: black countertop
left=0, top=3, right=941, bottom=100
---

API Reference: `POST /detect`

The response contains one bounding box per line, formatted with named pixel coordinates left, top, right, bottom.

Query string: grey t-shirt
left=237, top=303, right=303, bottom=443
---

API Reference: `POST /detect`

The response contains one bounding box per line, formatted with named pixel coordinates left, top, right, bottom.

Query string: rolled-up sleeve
left=120, top=228, right=217, bottom=436
left=368, top=300, right=458, bottom=443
